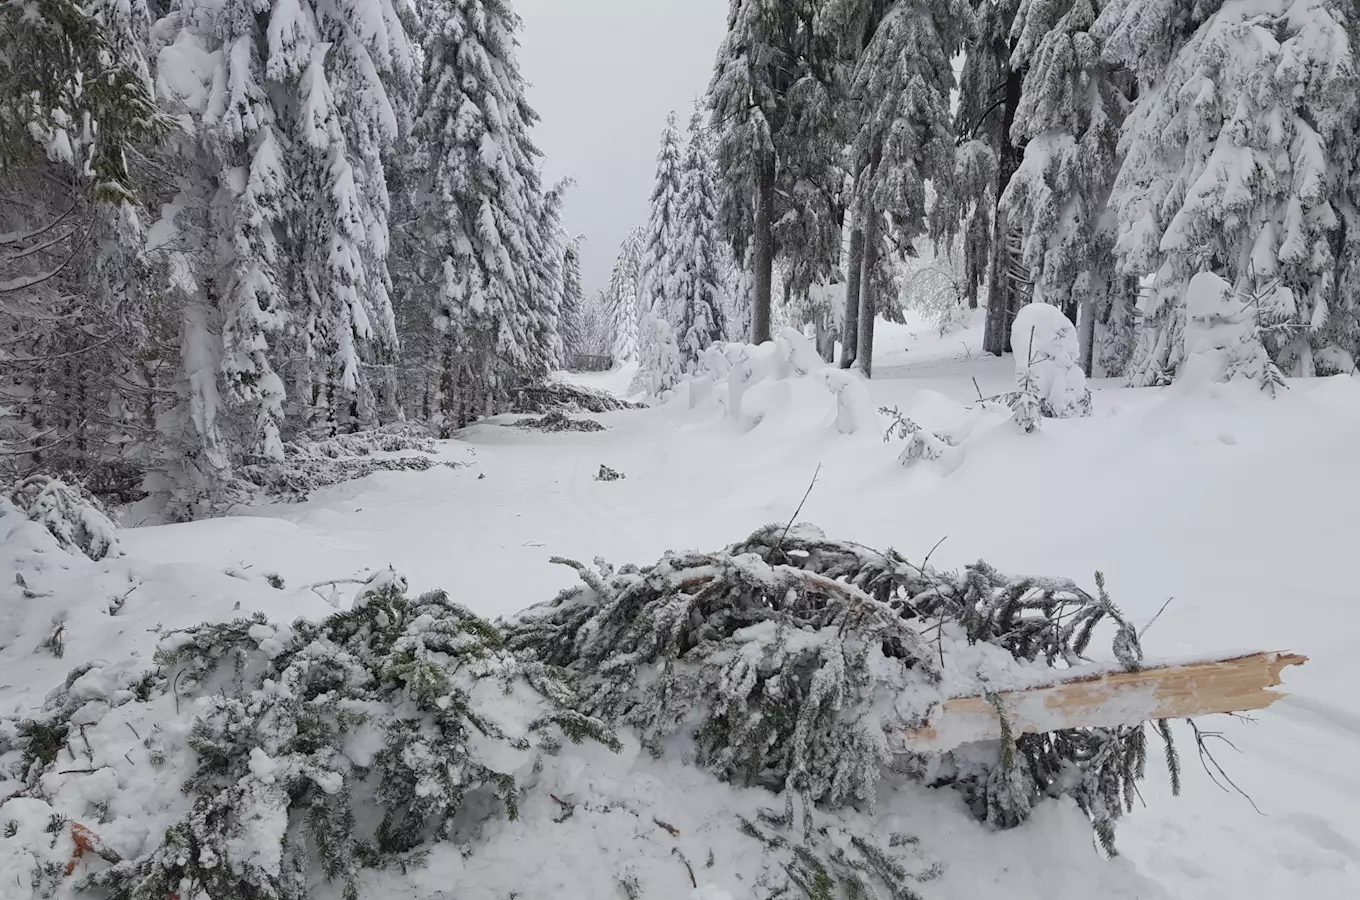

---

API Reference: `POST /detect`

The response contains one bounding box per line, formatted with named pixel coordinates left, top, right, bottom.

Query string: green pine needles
left=506, top=523, right=1181, bottom=851
left=5, top=525, right=1194, bottom=900
left=70, top=571, right=616, bottom=900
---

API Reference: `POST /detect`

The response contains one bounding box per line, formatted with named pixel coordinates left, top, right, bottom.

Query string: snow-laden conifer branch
left=505, top=522, right=1174, bottom=846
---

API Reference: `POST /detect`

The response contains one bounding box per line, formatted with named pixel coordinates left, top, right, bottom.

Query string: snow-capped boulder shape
left=777, top=326, right=825, bottom=377
left=1010, top=302, right=1092, bottom=418
left=1179, top=272, right=1281, bottom=390
left=816, top=367, right=880, bottom=435
left=725, top=343, right=773, bottom=420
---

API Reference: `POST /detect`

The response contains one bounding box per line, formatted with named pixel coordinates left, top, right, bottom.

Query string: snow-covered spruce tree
left=505, top=523, right=1177, bottom=850
left=1095, top=0, right=1358, bottom=383
left=148, top=0, right=413, bottom=464
left=637, top=111, right=687, bottom=368
left=31, top=572, right=617, bottom=900
left=605, top=226, right=645, bottom=363
left=1002, top=0, right=1131, bottom=375
left=559, top=235, right=587, bottom=360
left=709, top=1, right=807, bottom=345
left=667, top=108, right=728, bottom=372
left=709, top=1, right=848, bottom=347
left=0, top=0, right=169, bottom=489
left=402, top=0, right=560, bottom=425
left=845, top=0, right=966, bottom=378
left=723, top=245, right=755, bottom=342
left=1325, top=94, right=1360, bottom=375
left=535, top=176, right=571, bottom=372
left=629, top=312, right=684, bottom=398
left=576, top=290, right=614, bottom=358
left=933, top=0, right=1026, bottom=356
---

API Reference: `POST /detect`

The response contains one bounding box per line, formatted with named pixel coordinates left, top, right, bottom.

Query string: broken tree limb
left=901, top=650, right=1307, bottom=754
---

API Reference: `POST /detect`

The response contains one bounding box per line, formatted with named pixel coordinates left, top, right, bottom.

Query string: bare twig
left=773, top=463, right=822, bottom=553
left=673, top=848, right=697, bottom=888
left=1188, top=719, right=1262, bottom=814
left=1139, top=597, right=1175, bottom=637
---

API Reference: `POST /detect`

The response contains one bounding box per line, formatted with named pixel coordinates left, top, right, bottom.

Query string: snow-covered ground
left=4, top=313, right=1357, bottom=899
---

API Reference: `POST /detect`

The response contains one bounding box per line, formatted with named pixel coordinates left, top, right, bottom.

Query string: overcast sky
left=514, top=0, right=729, bottom=299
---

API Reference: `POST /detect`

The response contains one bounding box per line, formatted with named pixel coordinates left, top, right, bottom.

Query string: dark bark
left=1078, top=294, right=1097, bottom=376
left=751, top=150, right=776, bottom=345
left=982, top=59, right=1026, bottom=357
left=840, top=227, right=863, bottom=368
left=857, top=209, right=881, bottom=379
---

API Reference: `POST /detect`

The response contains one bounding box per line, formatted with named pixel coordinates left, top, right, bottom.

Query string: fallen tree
left=1, top=523, right=1302, bottom=900
left=506, top=523, right=1303, bottom=849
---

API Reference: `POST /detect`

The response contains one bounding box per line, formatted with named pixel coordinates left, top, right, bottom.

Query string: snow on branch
left=4, top=474, right=121, bottom=560
left=501, top=523, right=1275, bottom=846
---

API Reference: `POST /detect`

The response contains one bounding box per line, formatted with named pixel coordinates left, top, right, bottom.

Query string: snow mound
left=1011, top=303, right=1092, bottom=419
left=685, top=333, right=882, bottom=436
left=1179, top=272, right=1284, bottom=391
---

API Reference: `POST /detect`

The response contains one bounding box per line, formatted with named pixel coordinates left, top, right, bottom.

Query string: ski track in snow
left=12, top=313, right=1360, bottom=899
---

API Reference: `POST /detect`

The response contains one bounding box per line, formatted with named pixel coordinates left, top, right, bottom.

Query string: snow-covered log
left=903, top=651, right=1307, bottom=753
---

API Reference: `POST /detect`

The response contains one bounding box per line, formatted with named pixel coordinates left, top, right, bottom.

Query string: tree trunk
left=751, top=150, right=776, bottom=345
left=1078, top=293, right=1097, bottom=376
left=901, top=651, right=1306, bottom=754
left=840, top=227, right=863, bottom=368
left=857, top=208, right=881, bottom=379
left=982, top=62, right=1026, bottom=357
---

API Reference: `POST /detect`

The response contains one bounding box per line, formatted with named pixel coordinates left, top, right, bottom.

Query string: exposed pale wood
left=901, top=651, right=1307, bottom=754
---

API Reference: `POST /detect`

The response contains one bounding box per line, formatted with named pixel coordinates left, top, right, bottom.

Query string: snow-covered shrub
left=1011, top=303, right=1093, bottom=419
left=514, top=411, right=606, bottom=433
left=817, top=368, right=881, bottom=435
left=4, top=475, right=121, bottom=561
left=776, top=326, right=825, bottom=377
left=238, top=455, right=459, bottom=502
left=236, top=424, right=465, bottom=502
left=1179, top=272, right=1287, bottom=392
left=738, top=807, right=943, bottom=898
left=286, top=423, right=437, bottom=459
left=13, top=572, right=616, bottom=900
left=880, top=406, right=964, bottom=474
left=509, top=383, right=646, bottom=415
left=504, top=524, right=1173, bottom=848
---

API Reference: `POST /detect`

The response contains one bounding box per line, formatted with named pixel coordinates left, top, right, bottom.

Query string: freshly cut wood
left=901, top=651, right=1306, bottom=754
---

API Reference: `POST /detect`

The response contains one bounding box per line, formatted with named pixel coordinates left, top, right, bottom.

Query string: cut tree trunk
left=840, top=227, right=863, bottom=368
left=900, top=651, right=1306, bottom=754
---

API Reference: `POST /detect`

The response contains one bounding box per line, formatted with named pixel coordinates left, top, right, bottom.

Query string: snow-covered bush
left=505, top=523, right=1173, bottom=848
left=880, top=406, right=965, bottom=474
left=4, top=475, right=121, bottom=561
left=1179, top=272, right=1287, bottom=392
left=515, top=411, right=606, bottom=433
left=285, top=424, right=437, bottom=460
left=1011, top=303, right=1093, bottom=419
left=818, top=368, right=881, bottom=435
left=510, top=383, right=645, bottom=415
left=236, top=425, right=462, bottom=502
left=11, top=572, right=617, bottom=900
